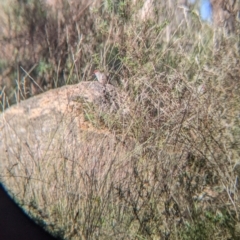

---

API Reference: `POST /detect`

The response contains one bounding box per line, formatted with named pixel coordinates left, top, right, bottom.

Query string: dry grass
left=0, top=0, right=240, bottom=239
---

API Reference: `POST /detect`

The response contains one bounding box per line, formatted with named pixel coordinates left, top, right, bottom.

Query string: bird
left=197, top=84, right=206, bottom=95
left=93, top=70, right=108, bottom=85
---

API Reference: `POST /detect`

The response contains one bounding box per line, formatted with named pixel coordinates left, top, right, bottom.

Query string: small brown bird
left=93, top=70, right=108, bottom=85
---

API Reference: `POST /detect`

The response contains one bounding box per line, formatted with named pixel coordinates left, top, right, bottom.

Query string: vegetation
left=0, top=0, right=240, bottom=239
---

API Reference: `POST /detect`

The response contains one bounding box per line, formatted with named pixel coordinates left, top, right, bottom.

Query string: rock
left=0, top=81, right=134, bottom=234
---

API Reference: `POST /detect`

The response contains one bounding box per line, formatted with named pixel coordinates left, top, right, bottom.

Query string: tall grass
left=0, top=0, right=240, bottom=239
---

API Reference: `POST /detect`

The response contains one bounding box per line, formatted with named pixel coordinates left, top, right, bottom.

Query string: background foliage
left=0, top=0, right=240, bottom=239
